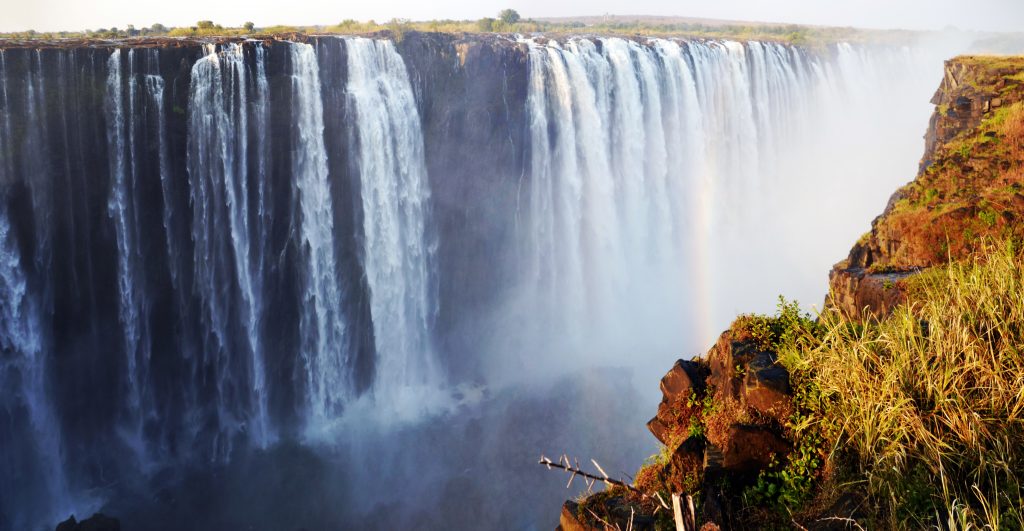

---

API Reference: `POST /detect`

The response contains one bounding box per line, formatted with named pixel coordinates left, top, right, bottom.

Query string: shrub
left=477, top=17, right=496, bottom=32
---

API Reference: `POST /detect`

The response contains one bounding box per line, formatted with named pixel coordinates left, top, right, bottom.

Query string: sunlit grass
left=787, top=241, right=1024, bottom=528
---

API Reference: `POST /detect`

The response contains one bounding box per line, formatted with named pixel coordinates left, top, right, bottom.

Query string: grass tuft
left=790, top=240, right=1024, bottom=528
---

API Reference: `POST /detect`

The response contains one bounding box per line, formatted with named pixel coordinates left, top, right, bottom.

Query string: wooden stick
left=672, top=493, right=686, bottom=531
left=685, top=495, right=697, bottom=531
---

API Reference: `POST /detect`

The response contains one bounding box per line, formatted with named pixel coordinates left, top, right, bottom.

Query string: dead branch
left=539, top=454, right=643, bottom=493
left=538, top=454, right=670, bottom=511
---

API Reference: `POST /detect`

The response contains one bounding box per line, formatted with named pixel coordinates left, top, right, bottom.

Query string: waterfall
left=0, top=202, right=74, bottom=527
left=289, top=41, right=350, bottom=429
left=0, top=33, right=952, bottom=528
left=517, top=37, right=706, bottom=370
left=344, top=37, right=441, bottom=411
left=106, top=49, right=155, bottom=456
left=187, top=42, right=274, bottom=451
left=516, top=37, right=938, bottom=376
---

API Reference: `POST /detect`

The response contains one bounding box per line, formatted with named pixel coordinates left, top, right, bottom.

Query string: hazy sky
left=4, top=0, right=1024, bottom=33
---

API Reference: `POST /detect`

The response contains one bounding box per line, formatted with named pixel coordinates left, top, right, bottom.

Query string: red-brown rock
left=721, top=425, right=790, bottom=472
left=742, top=352, right=792, bottom=420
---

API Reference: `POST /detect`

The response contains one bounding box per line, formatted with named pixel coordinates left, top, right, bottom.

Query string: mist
left=131, top=30, right=986, bottom=531
left=0, top=20, right=1018, bottom=531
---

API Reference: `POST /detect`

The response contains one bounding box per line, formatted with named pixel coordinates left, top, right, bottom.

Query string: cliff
left=0, top=31, right=964, bottom=529
left=563, top=55, right=1024, bottom=530
left=829, top=55, right=1024, bottom=319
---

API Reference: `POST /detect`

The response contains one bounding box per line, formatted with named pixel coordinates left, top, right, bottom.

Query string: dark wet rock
left=55, top=513, right=120, bottom=531
left=721, top=424, right=790, bottom=472
left=742, top=351, right=792, bottom=419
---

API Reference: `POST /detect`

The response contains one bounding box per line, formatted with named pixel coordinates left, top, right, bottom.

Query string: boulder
left=648, top=358, right=711, bottom=445
left=659, top=359, right=708, bottom=401
left=721, top=425, right=790, bottom=472
left=646, top=416, right=671, bottom=445
left=708, top=334, right=765, bottom=400
left=742, top=352, right=792, bottom=419
left=667, top=436, right=706, bottom=492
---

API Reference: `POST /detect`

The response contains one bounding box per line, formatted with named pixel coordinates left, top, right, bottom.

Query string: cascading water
left=289, top=41, right=353, bottom=430
left=513, top=38, right=939, bottom=384
left=105, top=48, right=154, bottom=459
left=0, top=202, right=74, bottom=531
left=187, top=42, right=274, bottom=451
left=0, top=32, right=962, bottom=529
left=344, top=37, right=441, bottom=414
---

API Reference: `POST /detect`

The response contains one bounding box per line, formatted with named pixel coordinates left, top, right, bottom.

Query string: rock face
left=55, top=514, right=120, bottom=531
left=634, top=326, right=796, bottom=528
left=829, top=56, right=1024, bottom=319
left=647, top=359, right=709, bottom=445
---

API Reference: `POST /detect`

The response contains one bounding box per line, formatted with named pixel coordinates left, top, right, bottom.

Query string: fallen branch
left=539, top=454, right=643, bottom=494
left=538, top=454, right=670, bottom=510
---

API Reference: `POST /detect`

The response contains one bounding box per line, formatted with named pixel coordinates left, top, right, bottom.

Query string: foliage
left=736, top=296, right=824, bottom=353
left=476, top=17, right=496, bottom=32
left=796, top=241, right=1024, bottom=528
left=0, top=15, right=908, bottom=45
left=387, top=18, right=411, bottom=42
left=498, top=9, right=521, bottom=25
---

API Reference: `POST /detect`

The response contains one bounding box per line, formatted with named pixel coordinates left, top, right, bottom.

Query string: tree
left=498, top=9, right=520, bottom=25
left=477, top=17, right=496, bottom=32
left=196, top=20, right=215, bottom=29
left=150, top=23, right=167, bottom=33
left=243, top=21, right=255, bottom=32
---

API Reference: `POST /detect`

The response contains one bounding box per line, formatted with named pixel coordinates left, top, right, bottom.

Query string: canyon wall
left=0, top=32, right=945, bottom=529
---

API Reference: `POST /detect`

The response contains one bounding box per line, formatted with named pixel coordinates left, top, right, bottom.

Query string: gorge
left=0, top=31, right=962, bottom=529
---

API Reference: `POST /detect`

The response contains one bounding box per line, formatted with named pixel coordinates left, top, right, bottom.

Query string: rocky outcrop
left=829, top=55, right=1024, bottom=319
left=55, top=514, right=120, bottom=531
left=566, top=54, right=1024, bottom=529
left=647, top=359, right=709, bottom=445
left=570, top=321, right=802, bottom=529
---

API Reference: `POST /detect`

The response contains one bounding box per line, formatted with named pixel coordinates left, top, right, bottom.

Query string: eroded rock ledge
left=829, top=55, right=1024, bottom=319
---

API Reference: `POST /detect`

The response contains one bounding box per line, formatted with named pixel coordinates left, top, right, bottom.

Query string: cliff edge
left=558, top=55, right=1024, bottom=530
left=829, top=55, right=1024, bottom=319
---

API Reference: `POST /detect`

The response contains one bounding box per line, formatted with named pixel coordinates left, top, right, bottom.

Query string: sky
left=3, top=0, right=1024, bottom=33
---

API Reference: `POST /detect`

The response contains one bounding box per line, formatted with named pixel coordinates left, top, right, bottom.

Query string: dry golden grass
left=787, top=242, right=1024, bottom=528
left=1005, top=103, right=1024, bottom=162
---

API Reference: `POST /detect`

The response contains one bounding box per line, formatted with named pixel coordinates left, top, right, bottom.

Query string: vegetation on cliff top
left=0, top=14, right=905, bottom=47
left=591, top=243, right=1024, bottom=530
left=853, top=55, right=1024, bottom=272
left=790, top=241, right=1024, bottom=528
